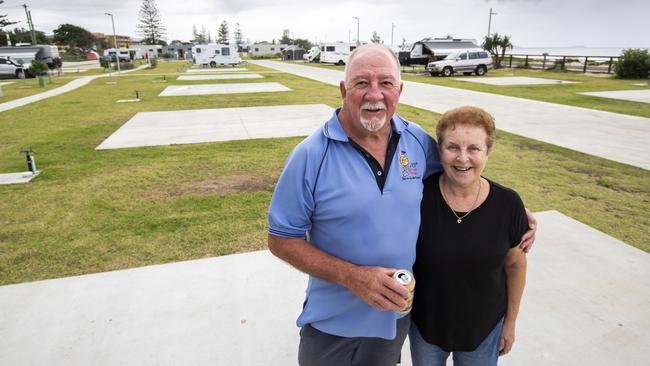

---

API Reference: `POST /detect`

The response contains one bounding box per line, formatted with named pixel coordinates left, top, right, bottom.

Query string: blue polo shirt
left=268, top=109, right=440, bottom=339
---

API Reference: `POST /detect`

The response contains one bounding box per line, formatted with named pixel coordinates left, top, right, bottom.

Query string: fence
left=503, top=54, right=620, bottom=74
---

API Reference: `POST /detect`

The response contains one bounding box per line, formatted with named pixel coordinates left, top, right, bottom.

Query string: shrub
left=149, top=58, right=158, bottom=68
left=615, top=48, right=650, bottom=79
left=161, top=52, right=175, bottom=59
left=99, top=58, right=110, bottom=69
left=114, top=61, right=134, bottom=70
left=28, top=60, right=48, bottom=77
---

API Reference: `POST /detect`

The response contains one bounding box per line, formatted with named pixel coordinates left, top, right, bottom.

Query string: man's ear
left=339, top=81, right=347, bottom=99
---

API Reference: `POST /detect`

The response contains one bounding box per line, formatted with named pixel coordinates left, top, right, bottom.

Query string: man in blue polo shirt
left=268, top=44, right=534, bottom=365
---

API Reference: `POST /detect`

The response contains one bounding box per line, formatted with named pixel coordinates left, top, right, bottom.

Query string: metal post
left=583, top=56, right=588, bottom=73
left=524, top=55, right=529, bottom=68
left=20, top=147, right=36, bottom=174
left=487, top=8, right=497, bottom=39
left=562, top=56, right=566, bottom=71
left=607, top=57, right=613, bottom=74
left=353, top=17, right=360, bottom=46
left=508, top=54, right=513, bottom=68
left=391, top=23, right=395, bottom=46
left=105, top=13, right=121, bottom=75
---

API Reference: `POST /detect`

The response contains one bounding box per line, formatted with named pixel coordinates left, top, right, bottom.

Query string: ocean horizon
left=509, top=46, right=649, bottom=57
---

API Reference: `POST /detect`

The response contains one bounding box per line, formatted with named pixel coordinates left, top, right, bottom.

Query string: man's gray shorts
left=298, top=315, right=410, bottom=366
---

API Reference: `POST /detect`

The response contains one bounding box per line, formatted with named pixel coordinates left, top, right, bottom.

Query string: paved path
left=250, top=60, right=650, bottom=170
left=1, top=211, right=648, bottom=365
left=0, top=65, right=150, bottom=113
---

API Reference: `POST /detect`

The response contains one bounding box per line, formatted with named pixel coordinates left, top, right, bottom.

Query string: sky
left=1, top=0, right=647, bottom=48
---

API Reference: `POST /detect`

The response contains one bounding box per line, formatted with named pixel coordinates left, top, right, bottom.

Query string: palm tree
left=482, top=33, right=513, bottom=68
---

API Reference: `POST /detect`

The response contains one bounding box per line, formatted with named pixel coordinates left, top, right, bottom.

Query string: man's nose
left=365, top=81, right=384, bottom=100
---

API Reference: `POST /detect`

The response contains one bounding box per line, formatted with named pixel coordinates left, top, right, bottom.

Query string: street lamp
left=353, top=16, right=360, bottom=46
left=104, top=12, right=121, bottom=75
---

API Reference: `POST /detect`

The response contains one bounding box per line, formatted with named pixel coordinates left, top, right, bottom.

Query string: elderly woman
left=409, top=106, right=528, bottom=366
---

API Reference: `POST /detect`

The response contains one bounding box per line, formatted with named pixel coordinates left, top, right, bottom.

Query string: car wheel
left=16, top=70, right=25, bottom=79
left=442, top=67, right=453, bottom=77
left=210, top=61, right=217, bottom=68
left=337, top=60, right=345, bottom=66
left=476, top=66, right=487, bottom=76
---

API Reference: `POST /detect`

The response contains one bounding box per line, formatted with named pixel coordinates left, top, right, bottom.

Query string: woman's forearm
left=504, top=248, right=527, bottom=325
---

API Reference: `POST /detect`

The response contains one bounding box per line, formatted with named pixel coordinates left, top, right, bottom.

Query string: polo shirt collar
left=323, top=108, right=408, bottom=142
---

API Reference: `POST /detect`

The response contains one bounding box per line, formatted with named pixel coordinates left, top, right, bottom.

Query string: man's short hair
left=344, top=44, right=401, bottom=86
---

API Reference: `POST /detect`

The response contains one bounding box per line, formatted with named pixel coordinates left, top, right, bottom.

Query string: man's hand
left=519, top=208, right=537, bottom=253
left=344, top=266, right=409, bottom=312
left=499, top=321, right=516, bottom=356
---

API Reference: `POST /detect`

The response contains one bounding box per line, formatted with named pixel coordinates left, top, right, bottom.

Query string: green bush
left=113, top=61, right=134, bottom=70
left=99, top=58, right=110, bottom=69
left=149, top=58, right=158, bottom=68
left=28, top=60, right=48, bottom=77
left=615, top=48, right=650, bottom=79
left=161, top=52, right=175, bottom=59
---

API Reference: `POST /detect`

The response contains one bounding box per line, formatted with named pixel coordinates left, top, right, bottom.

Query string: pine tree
left=200, top=25, right=208, bottom=44
left=191, top=24, right=199, bottom=43
left=136, top=0, right=166, bottom=44
left=217, top=21, right=229, bottom=44
left=207, top=32, right=212, bottom=44
left=233, top=23, right=243, bottom=45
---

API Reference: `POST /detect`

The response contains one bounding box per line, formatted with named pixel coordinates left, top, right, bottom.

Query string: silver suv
left=0, top=57, right=25, bottom=79
left=427, top=50, right=493, bottom=77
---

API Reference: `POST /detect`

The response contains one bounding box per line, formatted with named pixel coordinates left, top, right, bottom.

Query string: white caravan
left=103, top=48, right=142, bottom=62
left=191, top=44, right=242, bottom=67
left=303, top=46, right=321, bottom=62
left=319, top=42, right=362, bottom=65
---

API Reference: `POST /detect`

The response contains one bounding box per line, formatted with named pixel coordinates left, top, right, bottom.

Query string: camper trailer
left=191, top=44, right=241, bottom=67
left=103, top=48, right=141, bottom=62
left=319, top=42, right=362, bottom=65
left=0, top=45, right=62, bottom=69
left=400, top=38, right=482, bottom=66
left=304, top=46, right=321, bottom=62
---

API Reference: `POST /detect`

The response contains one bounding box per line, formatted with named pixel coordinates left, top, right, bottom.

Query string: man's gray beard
left=360, top=115, right=387, bottom=132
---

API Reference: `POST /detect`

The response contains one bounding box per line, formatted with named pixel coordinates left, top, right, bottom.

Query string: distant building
left=92, top=32, right=131, bottom=48
left=129, top=44, right=162, bottom=58
left=282, top=45, right=305, bottom=60
left=251, top=42, right=288, bottom=57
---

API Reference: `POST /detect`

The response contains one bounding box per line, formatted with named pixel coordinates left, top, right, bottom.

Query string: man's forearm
left=504, top=249, right=527, bottom=324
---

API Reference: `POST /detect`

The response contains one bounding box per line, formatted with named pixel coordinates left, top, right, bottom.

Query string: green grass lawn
left=289, top=61, right=650, bottom=118
left=0, top=76, right=84, bottom=103
left=1, top=61, right=648, bottom=286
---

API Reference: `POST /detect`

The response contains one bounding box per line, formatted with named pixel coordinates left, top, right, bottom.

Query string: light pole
left=487, top=8, right=497, bottom=39
left=105, top=12, right=121, bottom=75
left=391, top=23, right=396, bottom=46
left=353, top=16, right=360, bottom=46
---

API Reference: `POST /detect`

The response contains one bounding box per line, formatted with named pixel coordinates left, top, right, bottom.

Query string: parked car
left=0, top=56, right=25, bottom=79
left=426, top=50, right=493, bottom=76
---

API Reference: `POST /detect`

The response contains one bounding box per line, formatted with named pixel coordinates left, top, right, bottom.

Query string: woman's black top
left=411, top=172, right=528, bottom=352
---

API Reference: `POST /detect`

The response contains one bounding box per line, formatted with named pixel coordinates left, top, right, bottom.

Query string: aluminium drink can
left=393, top=269, right=415, bottom=314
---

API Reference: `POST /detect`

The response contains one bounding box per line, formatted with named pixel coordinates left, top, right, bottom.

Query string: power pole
left=487, top=8, right=497, bottom=39
left=22, top=4, right=37, bottom=45
left=391, top=23, right=396, bottom=46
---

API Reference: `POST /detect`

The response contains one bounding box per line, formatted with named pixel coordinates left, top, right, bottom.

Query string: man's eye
left=382, top=81, right=395, bottom=88
left=355, top=81, right=368, bottom=88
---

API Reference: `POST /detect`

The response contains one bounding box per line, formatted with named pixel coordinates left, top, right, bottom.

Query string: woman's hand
left=499, top=320, right=516, bottom=356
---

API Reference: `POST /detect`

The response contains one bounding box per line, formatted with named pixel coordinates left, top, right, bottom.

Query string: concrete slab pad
left=0, top=81, right=15, bottom=86
left=454, top=76, right=578, bottom=85
left=96, top=104, right=333, bottom=150
left=1, top=211, right=648, bottom=365
left=158, top=82, right=290, bottom=96
left=177, top=74, right=264, bottom=81
left=186, top=68, right=248, bottom=73
left=579, top=89, right=650, bottom=104
left=0, top=171, right=39, bottom=185
left=249, top=60, right=650, bottom=170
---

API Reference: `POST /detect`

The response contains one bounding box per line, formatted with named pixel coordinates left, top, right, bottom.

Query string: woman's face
left=439, top=124, right=490, bottom=188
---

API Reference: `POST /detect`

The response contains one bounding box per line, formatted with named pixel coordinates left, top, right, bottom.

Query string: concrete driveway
left=1, top=211, right=648, bottom=365
left=250, top=60, right=650, bottom=171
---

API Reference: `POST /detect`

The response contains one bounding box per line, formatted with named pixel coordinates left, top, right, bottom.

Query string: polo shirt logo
left=399, top=151, right=420, bottom=180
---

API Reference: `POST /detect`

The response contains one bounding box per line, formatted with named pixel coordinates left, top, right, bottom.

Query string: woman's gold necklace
left=440, top=176, right=482, bottom=224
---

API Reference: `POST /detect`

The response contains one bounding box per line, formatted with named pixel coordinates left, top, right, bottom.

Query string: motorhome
left=302, top=46, right=320, bottom=62
left=0, top=44, right=62, bottom=69
left=319, top=42, right=362, bottom=65
left=191, top=44, right=241, bottom=67
left=103, top=48, right=141, bottom=62
left=400, top=38, right=482, bottom=66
